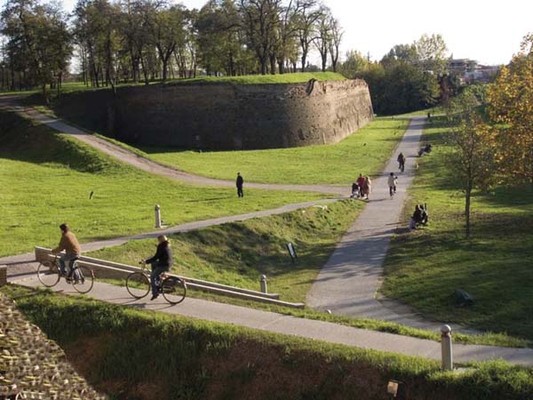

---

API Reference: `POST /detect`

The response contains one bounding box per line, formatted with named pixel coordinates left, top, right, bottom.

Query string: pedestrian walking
left=397, top=153, right=405, bottom=172
left=388, top=172, right=398, bottom=197
left=362, top=176, right=372, bottom=200
left=236, top=172, right=244, bottom=197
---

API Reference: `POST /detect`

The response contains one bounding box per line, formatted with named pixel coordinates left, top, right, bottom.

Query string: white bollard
left=441, top=324, right=453, bottom=371
left=154, top=204, right=162, bottom=228
left=260, top=274, right=268, bottom=293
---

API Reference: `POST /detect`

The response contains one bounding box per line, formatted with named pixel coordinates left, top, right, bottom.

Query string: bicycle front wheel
left=126, top=272, right=150, bottom=299
left=72, top=264, right=94, bottom=294
left=161, top=276, right=187, bottom=305
left=36, top=261, right=60, bottom=287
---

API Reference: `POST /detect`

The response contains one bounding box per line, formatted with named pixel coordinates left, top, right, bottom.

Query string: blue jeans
left=59, top=253, right=78, bottom=276
left=150, top=263, right=168, bottom=296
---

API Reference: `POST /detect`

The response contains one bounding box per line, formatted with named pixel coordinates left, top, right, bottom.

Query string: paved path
left=0, top=97, right=345, bottom=197
left=2, top=97, right=531, bottom=364
left=11, top=276, right=533, bottom=367
left=306, top=118, right=450, bottom=331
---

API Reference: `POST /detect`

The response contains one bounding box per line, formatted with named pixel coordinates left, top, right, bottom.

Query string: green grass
left=136, top=117, right=409, bottom=184
left=0, top=111, right=327, bottom=257
left=381, top=116, right=533, bottom=342
left=4, top=286, right=532, bottom=400
left=91, top=199, right=527, bottom=348
left=2, top=73, right=345, bottom=97
left=162, top=71, right=346, bottom=85
left=88, top=200, right=362, bottom=303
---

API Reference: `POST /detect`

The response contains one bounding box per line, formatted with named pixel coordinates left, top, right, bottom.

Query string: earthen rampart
left=55, top=79, right=373, bottom=150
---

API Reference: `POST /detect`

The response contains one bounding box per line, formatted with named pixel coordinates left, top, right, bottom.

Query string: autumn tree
left=487, top=33, right=533, bottom=186
left=446, top=87, right=495, bottom=238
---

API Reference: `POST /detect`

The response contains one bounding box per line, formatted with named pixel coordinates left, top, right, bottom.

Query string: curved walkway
left=306, top=118, right=450, bottom=331
left=2, top=97, right=531, bottom=364
left=0, top=97, right=344, bottom=197
left=11, top=277, right=533, bottom=367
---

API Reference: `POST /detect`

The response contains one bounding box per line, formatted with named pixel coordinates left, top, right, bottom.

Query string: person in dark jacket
left=236, top=172, right=244, bottom=197
left=144, top=235, right=173, bottom=300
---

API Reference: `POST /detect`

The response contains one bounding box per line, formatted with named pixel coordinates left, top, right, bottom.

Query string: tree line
left=0, top=0, right=343, bottom=94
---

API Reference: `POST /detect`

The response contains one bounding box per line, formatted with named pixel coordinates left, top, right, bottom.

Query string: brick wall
left=55, top=79, right=373, bottom=150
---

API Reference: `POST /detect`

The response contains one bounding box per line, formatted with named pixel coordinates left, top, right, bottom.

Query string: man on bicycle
left=143, top=235, right=173, bottom=300
left=52, top=223, right=81, bottom=280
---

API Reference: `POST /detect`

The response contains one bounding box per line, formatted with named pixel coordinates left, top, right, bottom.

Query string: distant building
left=447, top=58, right=501, bottom=84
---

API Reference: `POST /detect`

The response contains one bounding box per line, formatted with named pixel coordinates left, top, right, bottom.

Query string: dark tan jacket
left=53, top=231, right=81, bottom=256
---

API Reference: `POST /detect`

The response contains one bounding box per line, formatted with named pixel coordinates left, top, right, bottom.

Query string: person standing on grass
left=236, top=172, right=244, bottom=197
left=388, top=172, right=398, bottom=197
left=52, top=223, right=81, bottom=278
left=143, top=235, right=173, bottom=300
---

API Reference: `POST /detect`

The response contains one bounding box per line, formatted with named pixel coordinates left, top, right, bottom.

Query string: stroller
left=350, top=182, right=360, bottom=199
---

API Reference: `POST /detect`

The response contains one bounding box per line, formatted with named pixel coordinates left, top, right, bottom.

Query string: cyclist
left=143, top=235, right=173, bottom=300
left=52, top=223, right=81, bottom=280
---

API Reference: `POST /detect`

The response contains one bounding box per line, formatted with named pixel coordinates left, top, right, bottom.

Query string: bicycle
left=125, top=262, right=187, bottom=305
left=36, top=254, right=94, bottom=294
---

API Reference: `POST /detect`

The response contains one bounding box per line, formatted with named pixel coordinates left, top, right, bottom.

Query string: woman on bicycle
left=143, top=235, right=173, bottom=300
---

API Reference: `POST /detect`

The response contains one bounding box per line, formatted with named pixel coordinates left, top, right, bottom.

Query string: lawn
left=87, top=200, right=363, bottom=303
left=4, top=286, right=532, bottom=400
left=138, top=117, right=410, bottom=184
left=381, top=116, right=533, bottom=342
left=0, top=111, right=327, bottom=257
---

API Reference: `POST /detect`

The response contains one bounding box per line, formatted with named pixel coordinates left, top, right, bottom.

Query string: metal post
left=441, top=324, right=453, bottom=371
left=0, top=265, right=7, bottom=286
left=260, top=274, right=268, bottom=293
left=154, top=204, right=162, bottom=228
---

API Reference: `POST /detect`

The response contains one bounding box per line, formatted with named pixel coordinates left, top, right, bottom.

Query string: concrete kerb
left=34, top=247, right=304, bottom=309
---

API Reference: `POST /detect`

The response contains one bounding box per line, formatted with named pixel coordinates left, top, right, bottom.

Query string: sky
left=2, top=0, right=531, bottom=65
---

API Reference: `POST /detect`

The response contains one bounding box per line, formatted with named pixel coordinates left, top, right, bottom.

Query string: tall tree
left=487, top=33, right=533, bottom=186
left=294, top=0, right=320, bottom=72
left=414, top=33, right=448, bottom=74
left=328, top=15, right=342, bottom=72
left=151, top=5, right=186, bottom=82
left=313, top=5, right=331, bottom=72
left=446, top=88, right=495, bottom=237
left=1, top=0, right=71, bottom=95
left=239, top=0, right=283, bottom=75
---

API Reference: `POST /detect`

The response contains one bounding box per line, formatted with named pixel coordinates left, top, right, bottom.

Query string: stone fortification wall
left=55, top=79, right=373, bottom=150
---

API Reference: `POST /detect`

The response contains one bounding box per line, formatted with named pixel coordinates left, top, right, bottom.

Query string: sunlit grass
left=382, top=116, right=533, bottom=342
left=136, top=117, right=409, bottom=184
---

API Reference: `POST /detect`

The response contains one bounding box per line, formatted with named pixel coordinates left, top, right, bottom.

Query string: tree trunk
left=465, top=183, right=472, bottom=238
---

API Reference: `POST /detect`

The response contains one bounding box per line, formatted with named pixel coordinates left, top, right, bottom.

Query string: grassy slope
left=88, top=200, right=363, bottom=303
left=139, top=117, right=409, bottom=184
left=381, top=116, right=533, bottom=342
left=0, top=111, right=326, bottom=257
left=1, top=72, right=346, bottom=96
left=5, top=286, right=532, bottom=400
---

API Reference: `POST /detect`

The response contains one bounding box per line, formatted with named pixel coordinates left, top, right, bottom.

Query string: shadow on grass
left=0, top=110, right=115, bottom=173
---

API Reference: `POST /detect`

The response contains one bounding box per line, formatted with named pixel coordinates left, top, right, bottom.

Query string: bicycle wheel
left=126, top=272, right=150, bottom=299
left=161, top=276, right=187, bottom=305
left=36, top=261, right=60, bottom=287
left=71, top=264, right=94, bottom=294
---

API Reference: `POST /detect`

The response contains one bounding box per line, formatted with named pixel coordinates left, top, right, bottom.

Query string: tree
left=313, top=5, right=331, bottom=72
left=294, top=0, right=320, bottom=72
left=150, top=5, right=187, bottom=82
left=239, top=0, right=283, bottom=75
left=1, top=0, right=71, bottom=96
left=487, top=33, right=533, bottom=186
left=446, top=88, right=495, bottom=238
left=414, top=33, right=448, bottom=74
left=328, top=15, right=342, bottom=72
